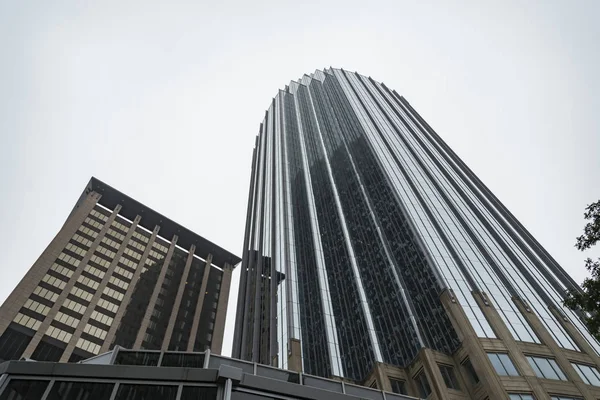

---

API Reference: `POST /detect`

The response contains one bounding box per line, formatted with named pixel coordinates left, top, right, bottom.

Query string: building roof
left=74, top=177, right=241, bottom=268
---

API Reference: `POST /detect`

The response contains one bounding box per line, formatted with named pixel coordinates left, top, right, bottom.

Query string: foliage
left=564, top=200, right=600, bottom=340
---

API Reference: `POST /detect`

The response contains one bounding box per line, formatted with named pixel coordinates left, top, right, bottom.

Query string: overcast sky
left=1, top=0, right=599, bottom=357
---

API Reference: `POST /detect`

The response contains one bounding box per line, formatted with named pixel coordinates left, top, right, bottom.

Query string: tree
left=564, top=200, right=600, bottom=340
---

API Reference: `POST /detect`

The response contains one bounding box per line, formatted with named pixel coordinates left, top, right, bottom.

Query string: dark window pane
left=161, top=353, right=205, bottom=368
left=47, top=381, right=114, bottom=400
left=462, top=358, right=479, bottom=384
left=114, top=384, right=177, bottom=400
left=439, top=365, right=460, bottom=390
left=31, top=338, right=65, bottom=362
left=0, top=380, right=48, bottom=400
left=414, top=371, right=431, bottom=398
left=180, top=386, right=218, bottom=400
left=389, top=378, right=407, bottom=394
left=114, top=351, right=159, bottom=366
left=231, top=391, right=277, bottom=400
left=0, top=325, right=33, bottom=361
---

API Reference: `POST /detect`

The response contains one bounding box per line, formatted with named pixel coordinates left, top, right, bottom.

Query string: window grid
left=526, top=356, right=567, bottom=381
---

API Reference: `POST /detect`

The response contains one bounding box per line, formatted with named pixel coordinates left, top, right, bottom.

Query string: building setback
left=233, top=68, right=600, bottom=399
left=0, top=177, right=240, bottom=363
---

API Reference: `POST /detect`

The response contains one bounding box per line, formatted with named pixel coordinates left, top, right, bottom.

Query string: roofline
left=72, top=177, right=241, bottom=268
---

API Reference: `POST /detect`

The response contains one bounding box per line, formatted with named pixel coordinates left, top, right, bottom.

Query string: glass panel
left=527, top=356, right=566, bottom=380
left=160, top=353, right=205, bottom=368
left=114, top=351, right=160, bottom=366
left=497, top=353, right=519, bottom=376
left=114, top=384, right=178, bottom=400
left=180, top=386, right=218, bottom=400
left=0, top=380, right=48, bottom=400
left=47, top=381, right=114, bottom=400
left=488, top=353, right=506, bottom=375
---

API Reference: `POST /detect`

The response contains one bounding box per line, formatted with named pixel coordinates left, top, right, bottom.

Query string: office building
left=233, top=68, right=600, bottom=399
left=0, top=347, right=416, bottom=400
left=0, top=177, right=240, bottom=363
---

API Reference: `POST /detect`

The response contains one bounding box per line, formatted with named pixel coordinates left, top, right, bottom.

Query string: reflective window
left=180, top=387, right=218, bottom=400
left=550, top=396, right=584, bottom=400
left=46, top=325, right=72, bottom=343
left=487, top=353, right=519, bottom=376
left=509, top=394, right=535, bottom=400
left=114, top=384, right=177, bottom=400
left=47, top=381, right=114, bottom=400
left=0, top=379, right=48, bottom=400
left=526, top=356, right=567, bottom=380
left=571, top=363, right=600, bottom=386
left=13, top=313, right=42, bottom=330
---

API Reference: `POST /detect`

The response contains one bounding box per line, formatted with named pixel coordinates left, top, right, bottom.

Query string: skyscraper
left=233, top=68, right=600, bottom=399
left=0, top=177, right=240, bottom=363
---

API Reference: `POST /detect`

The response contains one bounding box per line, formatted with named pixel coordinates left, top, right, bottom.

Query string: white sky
left=1, top=1, right=599, bottom=358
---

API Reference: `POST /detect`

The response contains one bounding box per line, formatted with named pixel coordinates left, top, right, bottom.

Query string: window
left=439, top=364, right=460, bottom=390
left=97, top=298, right=119, bottom=313
left=13, top=312, right=42, bottom=330
left=487, top=353, right=519, bottom=376
left=0, top=380, right=49, bottom=400
left=23, top=299, right=51, bottom=316
left=62, top=299, right=87, bottom=314
left=526, top=356, right=567, bottom=381
left=550, top=396, right=584, bottom=400
left=54, top=312, right=79, bottom=328
left=509, top=394, right=535, bottom=400
left=571, top=362, right=600, bottom=386
left=76, top=338, right=101, bottom=354
left=83, top=323, right=107, bottom=340
left=70, top=287, right=93, bottom=302
left=47, top=381, right=114, bottom=400
left=389, top=378, right=407, bottom=394
left=46, top=325, right=73, bottom=343
left=114, top=384, right=178, bottom=400
left=33, top=286, right=59, bottom=303
left=42, top=274, right=67, bottom=290
left=50, top=263, right=74, bottom=278
left=414, top=370, right=431, bottom=398
left=462, top=358, right=480, bottom=385
left=91, top=310, right=113, bottom=326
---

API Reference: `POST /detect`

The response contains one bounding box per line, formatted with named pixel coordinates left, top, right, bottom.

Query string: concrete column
left=471, top=290, right=548, bottom=400
left=287, top=338, right=302, bottom=373
left=100, top=225, right=160, bottom=353
left=439, top=289, right=507, bottom=399
left=549, top=306, right=600, bottom=369
left=59, top=215, right=142, bottom=362
left=514, top=298, right=593, bottom=399
left=133, top=234, right=179, bottom=348
left=373, top=363, right=392, bottom=392
left=0, top=192, right=100, bottom=337
left=161, top=245, right=196, bottom=351
left=211, top=263, right=233, bottom=355
left=419, top=348, right=448, bottom=400
left=186, top=254, right=212, bottom=352
left=21, top=202, right=122, bottom=359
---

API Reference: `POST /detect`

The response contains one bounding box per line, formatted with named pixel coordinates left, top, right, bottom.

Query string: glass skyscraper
left=233, top=68, right=600, bottom=399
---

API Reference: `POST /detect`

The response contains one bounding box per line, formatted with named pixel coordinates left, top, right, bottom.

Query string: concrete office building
left=233, top=68, right=600, bottom=399
left=0, top=177, right=240, bottom=363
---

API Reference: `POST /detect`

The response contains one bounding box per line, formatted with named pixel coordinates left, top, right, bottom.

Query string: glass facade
left=233, top=68, right=598, bottom=382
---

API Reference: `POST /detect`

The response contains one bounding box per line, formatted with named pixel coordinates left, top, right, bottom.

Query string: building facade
left=232, top=68, right=600, bottom=399
left=0, top=177, right=239, bottom=363
left=0, top=347, right=415, bottom=400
